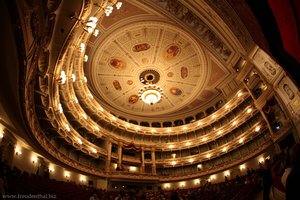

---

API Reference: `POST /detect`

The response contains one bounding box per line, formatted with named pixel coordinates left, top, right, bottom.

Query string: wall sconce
left=80, top=175, right=86, bottom=182
left=64, top=171, right=70, bottom=179
left=31, top=156, right=38, bottom=164
left=49, top=166, right=54, bottom=173
left=15, top=147, right=22, bottom=156
left=0, top=129, right=4, bottom=139
left=240, top=164, right=245, bottom=171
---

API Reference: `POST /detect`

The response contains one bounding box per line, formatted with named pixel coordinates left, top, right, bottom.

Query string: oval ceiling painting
left=128, top=95, right=139, bottom=104
left=181, top=67, right=188, bottom=79
left=132, top=43, right=151, bottom=52
left=170, top=87, right=183, bottom=96
left=113, top=80, right=122, bottom=91
left=109, top=58, right=126, bottom=70
left=163, top=45, right=181, bottom=60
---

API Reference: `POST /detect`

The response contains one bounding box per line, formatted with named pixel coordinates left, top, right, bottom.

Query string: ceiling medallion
left=138, top=69, right=164, bottom=105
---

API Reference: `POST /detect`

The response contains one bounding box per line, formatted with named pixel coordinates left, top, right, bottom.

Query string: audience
left=2, top=145, right=299, bottom=200
left=285, top=143, right=300, bottom=200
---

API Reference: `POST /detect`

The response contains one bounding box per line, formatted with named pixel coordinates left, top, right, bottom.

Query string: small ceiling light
left=247, top=108, right=252, bottom=113
left=58, top=103, right=63, bottom=113
left=84, top=55, right=88, bottom=62
left=79, top=43, right=85, bottom=52
left=91, top=148, right=97, bottom=153
left=222, top=147, right=227, bottom=152
left=74, top=96, right=78, bottom=103
left=116, top=2, right=123, bottom=9
left=84, top=17, right=98, bottom=33
left=65, top=124, right=71, bottom=132
left=105, top=6, right=114, bottom=16
left=93, top=29, right=99, bottom=37
left=189, top=158, right=194, bottom=163
left=60, top=71, right=67, bottom=84
left=171, top=153, right=176, bottom=158
left=0, top=129, right=4, bottom=139
left=255, top=126, right=260, bottom=132
left=239, top=138, right=244, bottom=143
left=71, top=73, right=76, bottom=82
left=77, top=138, right=83, bottom=145
left=171, top=161, right=176, bottom=166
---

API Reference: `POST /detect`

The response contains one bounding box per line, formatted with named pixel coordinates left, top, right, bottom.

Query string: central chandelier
left=138, top=83, right=164, bottom=105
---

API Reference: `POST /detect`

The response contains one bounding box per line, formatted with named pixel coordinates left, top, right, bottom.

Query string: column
left=105, top=139, right=112, bottom=172
left=151, top=147, right=156, bottom=175
left=117, top=142, right=122, bottom=170
left=140, top=147, right=145, bottom=173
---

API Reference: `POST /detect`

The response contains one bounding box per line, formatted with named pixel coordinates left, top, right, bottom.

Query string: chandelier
left=138, top=83, right=164, bottom=105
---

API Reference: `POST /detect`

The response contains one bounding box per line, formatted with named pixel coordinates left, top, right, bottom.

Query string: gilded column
left=117, top=142, right=123, bottom=169
left=151, top=147, right=156, bottom=175
left=140, top=147, right=145, bottom=173
left=105, top=139, right=112, bottom=172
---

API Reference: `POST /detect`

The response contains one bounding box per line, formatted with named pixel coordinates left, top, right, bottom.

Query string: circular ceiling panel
left=91, top=22, right=208, bottom=116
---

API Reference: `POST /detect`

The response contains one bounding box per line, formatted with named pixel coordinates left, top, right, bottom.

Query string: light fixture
left=70, top=15, right=98, bottom=34
left=104, top=1, right=123, bottom=16
left=138, top=83, right=164, bottom=105
left=116, top=2, right=123, bottom=9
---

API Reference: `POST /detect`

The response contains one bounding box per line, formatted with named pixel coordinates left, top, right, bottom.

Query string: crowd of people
left=0, top=143, right=298, bottom=200
left=258, top=143, right=300, bottom=200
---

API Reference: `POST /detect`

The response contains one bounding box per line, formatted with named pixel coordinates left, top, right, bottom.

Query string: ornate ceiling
left=83, top=0, right=248, bottom=120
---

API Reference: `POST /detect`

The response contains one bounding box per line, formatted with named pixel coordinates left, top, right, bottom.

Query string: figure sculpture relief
left=264, top=61, right=276, bottom=75
left=283, top=84, right=295, bottom=100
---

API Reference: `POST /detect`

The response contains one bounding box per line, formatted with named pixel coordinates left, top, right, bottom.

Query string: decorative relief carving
left=151, top=0, right=232, bottom=61
left=127, top=80, right=133, bottom=85
left=252, top=49, right=281, bottom=83
left=167, top=72, right=174, bottom=77
left=283, top=84, right=295, bottom=100
left=38, top=50, right=49, bottom=75
left=204, top=0, right=253, bottom=51
left=277, top=77, right=300, bottom=120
